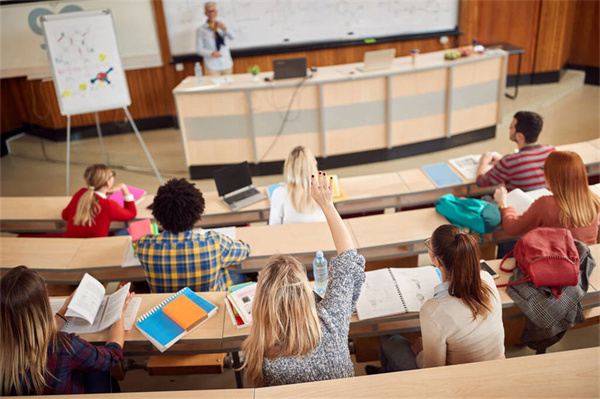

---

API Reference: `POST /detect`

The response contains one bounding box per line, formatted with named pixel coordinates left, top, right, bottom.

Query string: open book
left=506, top=188, right=552, bottom=215
left=225, top=282, right=256, bottom=329
left=448, top=153, right=502, bottom=180
left=50, top=273, right=140, bottom=334
left=356, top=266, right=442, bottom=321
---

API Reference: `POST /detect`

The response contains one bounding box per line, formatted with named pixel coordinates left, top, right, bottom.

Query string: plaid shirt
left=42, top=333, right=122, bottom=395
left=137, top=230, right=250, bottom=293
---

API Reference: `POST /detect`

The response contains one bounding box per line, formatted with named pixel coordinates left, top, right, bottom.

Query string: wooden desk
left=1, top=140, right=598, bottom=233
left=31, top=388, right=253, bottom=399
left=174, top=48, right=508, bottom=179
left=253, top=347, right=599, bottom=399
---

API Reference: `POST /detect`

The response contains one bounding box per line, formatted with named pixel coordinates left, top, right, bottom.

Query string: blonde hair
left=74, top=164, right=112, bottom=226
left=544, top=151, right=600, bottom=228
left=1, top=266, right=62, bottom=395
left=241, top=255, right=321, bottom=387
left=284, top=146, right=318, bottom=213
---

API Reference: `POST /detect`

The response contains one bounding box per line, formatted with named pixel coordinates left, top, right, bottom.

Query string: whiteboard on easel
left=42, top=9, right=131, bottom=116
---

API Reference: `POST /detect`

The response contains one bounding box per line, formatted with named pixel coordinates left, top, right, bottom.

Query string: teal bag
left=435, top=194, right=501, bottom=234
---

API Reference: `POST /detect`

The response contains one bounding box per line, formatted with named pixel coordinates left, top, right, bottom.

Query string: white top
left=416, top=271, right=505, bottom=368
left=196, top=21, right=234, bottom=71
left=268, top=186, right=326, bottom=225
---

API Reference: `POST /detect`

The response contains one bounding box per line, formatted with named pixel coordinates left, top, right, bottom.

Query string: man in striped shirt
left=476, top=111, right=554, bottom=191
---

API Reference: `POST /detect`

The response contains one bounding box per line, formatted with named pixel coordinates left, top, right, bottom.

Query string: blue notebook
left=135, top=287, right=217, bottom=352
left=421, top=163, right=463, bottom=187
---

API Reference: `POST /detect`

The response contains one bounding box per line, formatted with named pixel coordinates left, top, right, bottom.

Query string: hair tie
left=88, top=186, right=95, bottom=190
left=454, top=232, right=467, bottom=243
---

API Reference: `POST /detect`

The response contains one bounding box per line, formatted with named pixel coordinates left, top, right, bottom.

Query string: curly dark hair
left=151, top=178, right=205, bottom=233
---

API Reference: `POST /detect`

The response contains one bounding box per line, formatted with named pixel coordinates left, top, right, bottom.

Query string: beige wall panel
left=176, top=92, right=248, bottom=117
left=451, top=102, right=498, bottom=135
left=391, top=114, right=446, bottom=147
left=251, top=85, right=319, bottom=113
left=322, top=77, right=386, bottom=107
left=452, top=58, right=502, bottom=88
left=186, top=139, right=255, bottom=165
left=325, top=125, right=386, bottom=156
left=391, top=68, right=448, bottom=97
left=255, top=133, right=322, bottom=162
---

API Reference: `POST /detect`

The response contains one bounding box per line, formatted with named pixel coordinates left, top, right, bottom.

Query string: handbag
left=497, top=227, right=579, bottom=299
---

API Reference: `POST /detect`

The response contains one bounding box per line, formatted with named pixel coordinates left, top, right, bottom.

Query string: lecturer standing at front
left=197, top=2, right=234, bottom=75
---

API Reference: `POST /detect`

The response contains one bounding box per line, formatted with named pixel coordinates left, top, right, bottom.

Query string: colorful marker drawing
left=90, top=67, right=114, bottom=84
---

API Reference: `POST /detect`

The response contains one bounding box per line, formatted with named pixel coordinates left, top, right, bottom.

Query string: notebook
left=506, top=188, right=552, bottom=215
left=356, top=266, right=441, bottom=321
left=162, top=295, right=208, bottom=331
left=422, top=163, right=463, bottom=187
left=108, top=185, right=146, bottom=207
left=127, top=219, right=159, bottom=241
left=213, top=161, right=267, bottom=211
left=135, top=287, right=217, bottom=352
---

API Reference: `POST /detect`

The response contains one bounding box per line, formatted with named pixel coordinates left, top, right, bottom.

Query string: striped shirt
left=137, top=230, right=250, bottom=293
left=476, top=144, right=555, bottom=191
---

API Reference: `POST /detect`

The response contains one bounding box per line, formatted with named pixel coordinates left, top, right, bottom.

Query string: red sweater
left=62, top=188, right=137, bottom=238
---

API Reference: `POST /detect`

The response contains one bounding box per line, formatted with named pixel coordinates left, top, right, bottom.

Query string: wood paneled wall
left=0, top=0, right=589, bottom=135
left=569, top=0, right=600, bottom=68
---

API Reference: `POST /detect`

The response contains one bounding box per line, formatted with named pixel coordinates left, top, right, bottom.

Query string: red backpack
left=497, top=227, right=580, bottom=299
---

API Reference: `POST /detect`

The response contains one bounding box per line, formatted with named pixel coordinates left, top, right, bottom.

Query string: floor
left=1, top=69, right=599, bottom=392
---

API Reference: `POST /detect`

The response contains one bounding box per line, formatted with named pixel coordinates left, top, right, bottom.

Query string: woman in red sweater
left=62, top=164, right=137, bottom=238
left=494, top=151, right=600, bottom=245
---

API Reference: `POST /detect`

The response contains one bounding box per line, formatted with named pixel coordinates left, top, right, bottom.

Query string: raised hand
left=310, top=171, right=334, bottom=210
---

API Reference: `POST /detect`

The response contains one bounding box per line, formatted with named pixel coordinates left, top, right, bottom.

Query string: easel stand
left=65, top=107, right=164, bottom=195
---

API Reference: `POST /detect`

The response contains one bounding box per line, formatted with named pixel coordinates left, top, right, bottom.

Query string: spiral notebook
left=356, top=266, right=441, bottom=320
left=135, top=287, right=217, bottom=352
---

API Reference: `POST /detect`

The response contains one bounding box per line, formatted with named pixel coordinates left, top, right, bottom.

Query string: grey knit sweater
left=262, top=249, right=366, bottom=386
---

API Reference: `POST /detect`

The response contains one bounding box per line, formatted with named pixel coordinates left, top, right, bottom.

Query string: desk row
left=2, top=139, right=598, bottom=232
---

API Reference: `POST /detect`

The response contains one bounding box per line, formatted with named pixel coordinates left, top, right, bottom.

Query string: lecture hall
left=0, top=0, right=599, bottom=397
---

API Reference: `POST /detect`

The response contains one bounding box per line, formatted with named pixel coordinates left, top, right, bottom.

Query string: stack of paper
left=225, top=282, right=256, bottom=329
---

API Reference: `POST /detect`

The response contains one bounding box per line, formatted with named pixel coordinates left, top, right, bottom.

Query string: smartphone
left=480, top=260, right=499, bottom=279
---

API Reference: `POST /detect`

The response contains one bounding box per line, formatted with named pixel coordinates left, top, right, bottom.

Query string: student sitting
left=494, top=151, right=600, bottom=245
left=137, top=178, right=250, bottom=293
left=477, top=111, right=554, bottom=191
left=373, top=225, right=504, bottom=373
left=62, top=164, right=137, bottom=238
left=242, top=171, right=365, bottom=387
left=0, top=266, right=133, bottom=395
left=269, top=146, right=326, bottom=225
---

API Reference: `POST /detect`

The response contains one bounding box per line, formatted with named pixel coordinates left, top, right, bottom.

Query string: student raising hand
left=310, top=171, right=334, bottom=208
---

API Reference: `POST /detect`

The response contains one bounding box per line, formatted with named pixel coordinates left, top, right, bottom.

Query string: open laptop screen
left=273, top=57, right=307, bottom=80
left=213, top=161, right=253, bottom=197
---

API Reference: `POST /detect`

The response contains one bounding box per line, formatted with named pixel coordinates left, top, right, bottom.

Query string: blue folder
left=421, top=163, right=463, bottom=187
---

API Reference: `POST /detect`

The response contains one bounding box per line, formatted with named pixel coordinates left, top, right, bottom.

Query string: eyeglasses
left=424, top=237, right=432, bottom=251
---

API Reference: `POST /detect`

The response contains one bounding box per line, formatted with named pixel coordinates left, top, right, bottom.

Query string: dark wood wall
left=1, top=0, right=596, bottom=135
left=569, top=0, right=600, bottom=68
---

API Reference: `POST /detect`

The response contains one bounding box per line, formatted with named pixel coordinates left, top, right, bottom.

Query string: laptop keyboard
left=224, top=188, right=260, bottom=205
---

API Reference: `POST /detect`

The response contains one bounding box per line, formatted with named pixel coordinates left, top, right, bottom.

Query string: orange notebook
left=162, top=295, right=208, bottom=331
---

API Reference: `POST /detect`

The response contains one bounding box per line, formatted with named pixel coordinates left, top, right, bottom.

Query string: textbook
left=50, top=273, right=140, bottom=334
left=506, top=188, right=552, bottom=215
left=421, top=163, right=463, bottom=187
left=225, top=282, right=256, bottom=327
left=127, top=219, right=159, bottom=241
left=135, top=287, right=217, bottom=352
left=225, top=282, right=255, bottom=329
left=356, top=266, right=442, bottom=321
left=108, top=185, right=146, bottom=208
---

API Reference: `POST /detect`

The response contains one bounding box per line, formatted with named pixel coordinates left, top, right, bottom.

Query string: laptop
left=273, top=57, right=307, bottom=80
left=356, top=49, right=396, bottom=72
left=213, top=161, right=267, bottom=211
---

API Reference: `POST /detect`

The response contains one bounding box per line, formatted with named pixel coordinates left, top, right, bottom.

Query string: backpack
left=435, top=194, right=501, bottom=235
left=497, top=227, right=580, bottom=299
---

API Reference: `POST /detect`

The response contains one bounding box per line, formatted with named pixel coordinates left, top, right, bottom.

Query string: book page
left=122, top=241, right=142, bottom=268
left=390, top=266, right=441, bottom=312
left=64, top=273, right=105, bottom=324
left=195, top=226, right=236, bottom=240
left=527, top=188, right=552, bottom=201
left=506, top=188, right=534, bottom=216
left=448, top=154, right=482, bottom=180
left=230, top=283, right=255, bottom=323
left=356, top=269, right=406, bottom=320
left=99, top=283, right=131, bottom=331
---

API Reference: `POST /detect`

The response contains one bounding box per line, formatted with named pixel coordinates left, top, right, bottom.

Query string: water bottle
left=313, top=251, right=328, bottom=295
left=194, top=62, right=203, bottom=84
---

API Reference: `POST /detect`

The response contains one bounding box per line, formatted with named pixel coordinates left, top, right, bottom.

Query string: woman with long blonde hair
left=494, top=151, right=600, bottom=245
left=62, top=164, right=137, bottom=238
left=269, top=146, right=326, bottom=225
left=0, top=266, right=133, bottom=395
left=374, top=224, right=504, bottom=373
left=243, top=171, right=365, bottom=386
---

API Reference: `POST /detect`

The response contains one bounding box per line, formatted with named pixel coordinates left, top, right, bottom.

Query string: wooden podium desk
left=173, top=48, right=509, bottom=179
left=1, top=139, right=598, bottom=233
